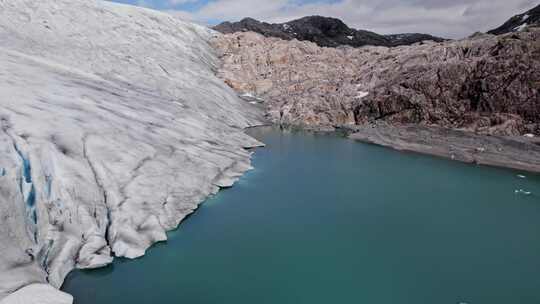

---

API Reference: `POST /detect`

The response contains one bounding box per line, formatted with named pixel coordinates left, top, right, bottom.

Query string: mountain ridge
left=214, top=16, right=446, bottom=48
left=488, top=4, right=540, bottom=35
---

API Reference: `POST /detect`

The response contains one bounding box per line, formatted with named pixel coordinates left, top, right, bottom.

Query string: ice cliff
left=0, top=0, right=262, bottom=302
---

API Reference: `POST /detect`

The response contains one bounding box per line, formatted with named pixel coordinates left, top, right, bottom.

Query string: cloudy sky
left=110, top=0, right=537, bottom=38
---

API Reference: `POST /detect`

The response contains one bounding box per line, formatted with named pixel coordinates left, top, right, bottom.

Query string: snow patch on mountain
left=515, top=23, right=528, bottom=31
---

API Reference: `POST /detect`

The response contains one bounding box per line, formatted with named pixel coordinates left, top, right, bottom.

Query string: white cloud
left=162, top=0, right=537, bottom=38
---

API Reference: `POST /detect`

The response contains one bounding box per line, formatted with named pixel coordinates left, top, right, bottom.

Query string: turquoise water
left=63, top=127, right=540, bottom=304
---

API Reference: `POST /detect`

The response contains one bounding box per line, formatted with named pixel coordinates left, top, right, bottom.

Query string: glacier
left=0, top=0, right=263, bottom=302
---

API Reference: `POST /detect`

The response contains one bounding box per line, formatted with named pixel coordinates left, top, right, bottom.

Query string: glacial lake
left=63, top=127, right=540, bottom=304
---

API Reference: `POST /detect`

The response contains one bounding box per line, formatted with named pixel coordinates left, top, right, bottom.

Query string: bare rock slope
left=213, top=29, right=540, bottom=136
left=0, top=0, right=262, bottom=302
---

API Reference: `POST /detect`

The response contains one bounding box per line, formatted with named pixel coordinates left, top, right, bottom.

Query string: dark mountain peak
left=286, top=16, right=354, bottom=40
left=290, top=15, right=350, bottom=30
left=239, top=17, right=260, bottom=23
left=213, top=16, right=446, bottom=48
left=295, top=15, right=345, bottom=23
left=488, top=4, right=540, bottom=35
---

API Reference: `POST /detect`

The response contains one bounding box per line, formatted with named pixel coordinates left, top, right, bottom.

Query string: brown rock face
left=212, top=29, right=540, bottom=136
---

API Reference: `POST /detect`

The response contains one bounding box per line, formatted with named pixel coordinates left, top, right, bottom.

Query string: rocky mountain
left=213, top=29, right=540, bottom=136
left=214, top=16, right=446, bottom=48
left=488, top=4, right=540, bottom=35
left=0, top=0, right=262, bottom=302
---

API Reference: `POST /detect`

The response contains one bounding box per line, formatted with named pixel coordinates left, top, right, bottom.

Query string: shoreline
left=346, top=123, right=540, bottom=174
left=246, top=122, right=540, bottom=174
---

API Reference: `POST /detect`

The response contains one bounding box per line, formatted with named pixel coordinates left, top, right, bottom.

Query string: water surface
left=63, top=127, right=540, bottom=304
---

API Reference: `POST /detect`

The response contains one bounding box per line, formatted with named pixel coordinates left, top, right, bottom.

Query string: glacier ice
left=0, top=284, right=72, bottom=304
left=0, top=0, right=263, bottom=302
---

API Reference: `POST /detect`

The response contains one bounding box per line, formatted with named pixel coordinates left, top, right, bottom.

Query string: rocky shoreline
left=347, top=123, right=540, bottom=173
left=260, top=119, right=540, bottom=174
left=241, top=99, right=540, bottom=174
left=214, top=9, right=540, bottom=174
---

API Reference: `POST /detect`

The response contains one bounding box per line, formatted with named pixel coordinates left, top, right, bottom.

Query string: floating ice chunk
left=517, top=174, right=526, bottom=179
left=515, top=189, right=532, bottom=195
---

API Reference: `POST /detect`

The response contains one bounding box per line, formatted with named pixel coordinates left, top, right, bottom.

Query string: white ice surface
left=0, top=284, right=72, bottom=304
left=0, top=0, right=262, bottom=301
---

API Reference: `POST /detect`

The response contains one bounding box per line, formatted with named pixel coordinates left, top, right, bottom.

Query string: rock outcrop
left=348, top=123, right=540, bottom=173
left=214, top=16, right=446, bottom=48
left=213, top=28, right=540, bottom=136
left=0, top=0, right=262, bottom=302
left=488, top=4, right=540, bottom=35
